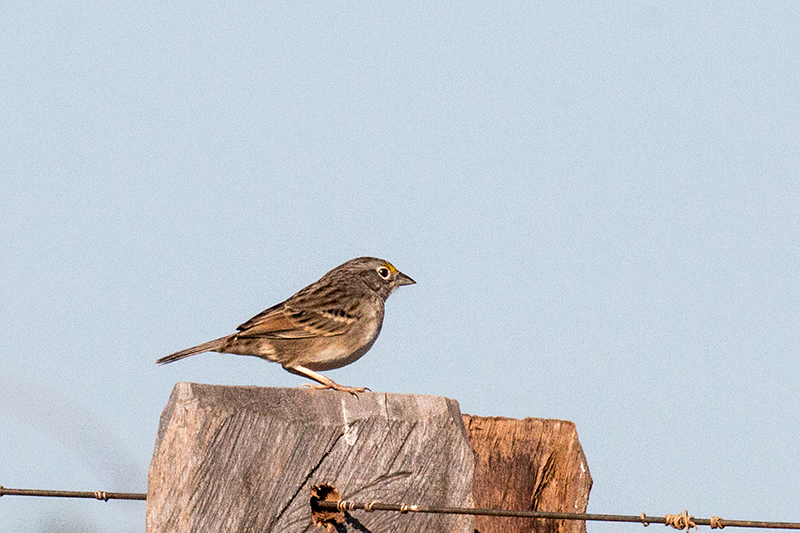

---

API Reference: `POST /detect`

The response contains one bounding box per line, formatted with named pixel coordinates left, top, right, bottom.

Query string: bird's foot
left=299, top=382, right=370, bottom=396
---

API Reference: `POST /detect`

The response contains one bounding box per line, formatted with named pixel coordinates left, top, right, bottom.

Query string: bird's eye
left=377, top=267, right=391, bottom=279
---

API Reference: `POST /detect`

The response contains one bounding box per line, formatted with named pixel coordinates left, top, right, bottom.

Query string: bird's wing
left=236, top=301, right=357, bottom=339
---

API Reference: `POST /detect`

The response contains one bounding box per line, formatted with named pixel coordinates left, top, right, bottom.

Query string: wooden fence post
left=147, top=383, right=592, bottom=532
left=147, top=383, right=474, bottom=532
left=464, top=415, right=592, bottom=533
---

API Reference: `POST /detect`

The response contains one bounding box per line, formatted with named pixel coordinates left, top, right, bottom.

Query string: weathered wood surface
left=147, top=383, right=474, bottom=532
left=463, top=415, right=592, bottom=533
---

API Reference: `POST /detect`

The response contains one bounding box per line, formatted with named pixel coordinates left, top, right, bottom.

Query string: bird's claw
left=299, top=382, right=369, bottom=397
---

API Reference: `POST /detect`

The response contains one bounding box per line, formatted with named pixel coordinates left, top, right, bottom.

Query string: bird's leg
left=287, top=365, right=369, bottom=396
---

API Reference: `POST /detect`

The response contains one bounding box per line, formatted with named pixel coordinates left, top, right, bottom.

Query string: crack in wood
left=271, top=431, right=344, bottom=528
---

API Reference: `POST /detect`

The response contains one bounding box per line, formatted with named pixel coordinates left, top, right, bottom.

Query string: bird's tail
left=156, top=336, right=229, bottom=365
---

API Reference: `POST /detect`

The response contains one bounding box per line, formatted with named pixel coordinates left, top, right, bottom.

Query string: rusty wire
left=312, top=497, right=800, bottom=530
left=0, top=486, right=146, bottom=501
left=3, top=484, right=800, bottom=530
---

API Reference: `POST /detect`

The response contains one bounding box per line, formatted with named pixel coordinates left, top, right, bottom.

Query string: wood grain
left=147, top=383, right=474, bottom=532
left=464, top=415, right=592, bottom=533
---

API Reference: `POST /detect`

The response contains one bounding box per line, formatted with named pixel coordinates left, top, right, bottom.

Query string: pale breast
left=300, top=299, right=385, bottom=371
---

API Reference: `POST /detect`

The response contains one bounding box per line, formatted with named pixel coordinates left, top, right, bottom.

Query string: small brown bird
left=157, top=257, right=415, bottom=394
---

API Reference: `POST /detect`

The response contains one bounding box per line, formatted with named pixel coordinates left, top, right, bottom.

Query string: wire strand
left=312, top=498, right=800, bottom=530
left=3, top=485, right=800, bottom=530
left=0, top=486, right=146, bottom=501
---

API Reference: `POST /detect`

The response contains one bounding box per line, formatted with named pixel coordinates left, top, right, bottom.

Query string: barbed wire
left=308, top=482, right=800, bottom=532
left=314, top=499, right=800, bottom=530
left=0, top=486, right=146, bottom=501
left=3, top=484, right=800, bottom=531
left=317, top=499, right=800, bottom=530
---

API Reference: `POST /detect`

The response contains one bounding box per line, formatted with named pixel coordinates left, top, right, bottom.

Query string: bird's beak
left=396, top=272, right=416, bottom=286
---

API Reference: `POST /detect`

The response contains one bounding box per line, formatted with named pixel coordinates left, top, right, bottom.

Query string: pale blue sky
left=2, top=3, right=799, bottom=532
